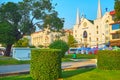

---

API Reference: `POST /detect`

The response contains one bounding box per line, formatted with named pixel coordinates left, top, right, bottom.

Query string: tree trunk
left=4, top=44, right=12, bottom=56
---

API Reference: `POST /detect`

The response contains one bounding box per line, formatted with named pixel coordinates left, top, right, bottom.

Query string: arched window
left=83, top=31, right=87, bottom=38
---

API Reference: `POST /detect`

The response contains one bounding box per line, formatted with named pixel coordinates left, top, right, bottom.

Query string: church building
left=73, top=0, right=119, bottom=48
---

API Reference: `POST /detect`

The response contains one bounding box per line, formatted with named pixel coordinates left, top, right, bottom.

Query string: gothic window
left=83, top=31, right=87, bottom=38
left=96, top=26, right=98, bottom=29
left=105, top=20, right=109, bottom=23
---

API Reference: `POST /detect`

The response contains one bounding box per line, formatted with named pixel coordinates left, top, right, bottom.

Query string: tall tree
left=68, top=34, right=77, bottom=47
left=114, top=0, right=120, bottom=21
left=0, top=0, right=64, bottom=56
left=0, top=2, right=22, bottom=56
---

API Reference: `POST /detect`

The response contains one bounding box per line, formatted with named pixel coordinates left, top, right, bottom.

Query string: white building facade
left=73, top=0, right=113, bottom=48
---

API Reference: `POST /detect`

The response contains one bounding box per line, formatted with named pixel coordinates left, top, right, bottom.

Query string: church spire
left=76, top=8, right=80, bottom=25
left=97, top=0, right=102, bottom=19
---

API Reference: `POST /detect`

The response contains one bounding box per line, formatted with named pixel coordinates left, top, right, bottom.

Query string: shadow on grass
left=62, top=68, right=95, bottom=78
left=13, top=77, right=33, bottom=80
left=0, top=75, right=33, bottom=80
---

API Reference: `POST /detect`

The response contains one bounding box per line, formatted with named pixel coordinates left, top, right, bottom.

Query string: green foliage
left=29, top=45, right=36, bottom=48
left=30, top=49, right=62, bottom=80
left=68, top=34, right=77, bottom=47
left=49, top=40, right=69, bottom=57
left=19, top=0, right=64, bottom=34
left=0, top=2, right=22, bottom=56
left=38, top=45, right=44, bottom=48
left=114, top=0, right=120, bottom=21
left=97, top=50, right=120, bottom=70
left=0, top=21, right=16, bottom=45
left=14, top=37, right=29, bottom=47
left=0, top=1, right=64, bottom=56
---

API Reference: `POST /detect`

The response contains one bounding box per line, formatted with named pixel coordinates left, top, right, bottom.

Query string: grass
left=63, top=68, right=120, bottom=80
left=0, top=54, right=96, bottom=65
left=62, top=54, right=96, bottom=62
left=1, top=68, right=120, bottom=80
left=0, top=56, right=30, bottom=66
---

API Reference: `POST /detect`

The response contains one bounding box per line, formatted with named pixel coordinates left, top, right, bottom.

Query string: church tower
left=97, top=0, right=102, bottom=19
left=76, top=8, right=80, bottom=25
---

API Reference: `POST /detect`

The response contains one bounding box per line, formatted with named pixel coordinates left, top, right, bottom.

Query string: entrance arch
left=83, top=31, right=88, bottom=47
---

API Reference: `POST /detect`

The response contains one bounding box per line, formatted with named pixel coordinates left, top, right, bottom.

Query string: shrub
left=29, top=45, right=35, bottom=48
left=49, top=40, right=69, bottom=57
left=30, top=49, right=62, bottom=80
left=97, top=50, right=120, bottom=70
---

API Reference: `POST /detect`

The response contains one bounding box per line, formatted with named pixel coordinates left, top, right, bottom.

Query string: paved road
left=0, top=59, right=97, bottom=74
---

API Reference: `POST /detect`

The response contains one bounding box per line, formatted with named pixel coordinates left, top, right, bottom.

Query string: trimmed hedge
left=97, top=50, right=120, bottom=70
left=30, top=49, right=62, bottom=80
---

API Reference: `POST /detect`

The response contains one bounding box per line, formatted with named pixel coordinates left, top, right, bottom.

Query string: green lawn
left=0, top=68, right=120, bottom=80
left=0, top=56, right=30, bottom=65
left=63, top=68, right=120, bottom=80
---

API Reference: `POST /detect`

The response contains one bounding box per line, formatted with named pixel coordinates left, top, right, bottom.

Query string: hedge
left=97, top=50, right=120, bottom=70
left=30, top=49, right=62, bottom=80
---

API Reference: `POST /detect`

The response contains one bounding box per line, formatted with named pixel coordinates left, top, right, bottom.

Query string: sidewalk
left=0, top=59, right=97, bottom=77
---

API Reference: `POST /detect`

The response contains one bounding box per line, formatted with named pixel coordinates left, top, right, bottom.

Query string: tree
left=0, top=2, right=22, bottom=56
left=0, top=0, right=64, bottom=56
left=14, top=37, right=29, bottom=47
left=68, top=34, right=77, bottom=47
left=114, top=0, right=120, bottom=21
left=49, top=40, right=69, bottom=57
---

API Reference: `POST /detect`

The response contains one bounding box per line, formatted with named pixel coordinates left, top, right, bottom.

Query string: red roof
left=110, top=10, right=115, bottom=15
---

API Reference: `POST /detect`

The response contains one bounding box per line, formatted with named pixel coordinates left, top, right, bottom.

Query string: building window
left=83, top=31, right=87, bottom=38
left=96, top=31, right=99, bottom=34
left=96, top=26, right=98, bottom=29
left=106, top=31, right=109, bottom=34
left=75, top=30, right=77, bottom=33
left=112, top=34, right=120, bottom=39
left=96, top=38, right=99, bottom=41
left=112, top=24, right=120, bottom=30
left=105, top=24, right=108, bottom=28
left=105, top=20, right=109, bottom=23
left=75, top=35, right=77, bottom=37
left=89, top=37, right=91, bottom=41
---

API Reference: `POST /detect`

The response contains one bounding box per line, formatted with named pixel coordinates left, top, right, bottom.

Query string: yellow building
left=73, top=0, right=117, bottom=48
left=31, top=28, right=72, bottom=47
left=109, top=11, right=120, bottom=47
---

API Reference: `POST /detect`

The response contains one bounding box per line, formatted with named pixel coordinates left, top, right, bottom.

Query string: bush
left=30, top=49, right=62, bottom=80
left=97, top=50, right=120, bottom=70
left=29, top=45, right=36, bottom=48
left=49, top=40, right=69, bottom=57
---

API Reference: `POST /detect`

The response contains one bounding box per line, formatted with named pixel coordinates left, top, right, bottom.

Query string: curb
left=63, top=65, right=96, bottom=71
left=0, top=70, right=29, bottom=77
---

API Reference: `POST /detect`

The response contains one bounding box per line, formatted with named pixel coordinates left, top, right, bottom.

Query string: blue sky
left=0, top=0, right=115, bottom=29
